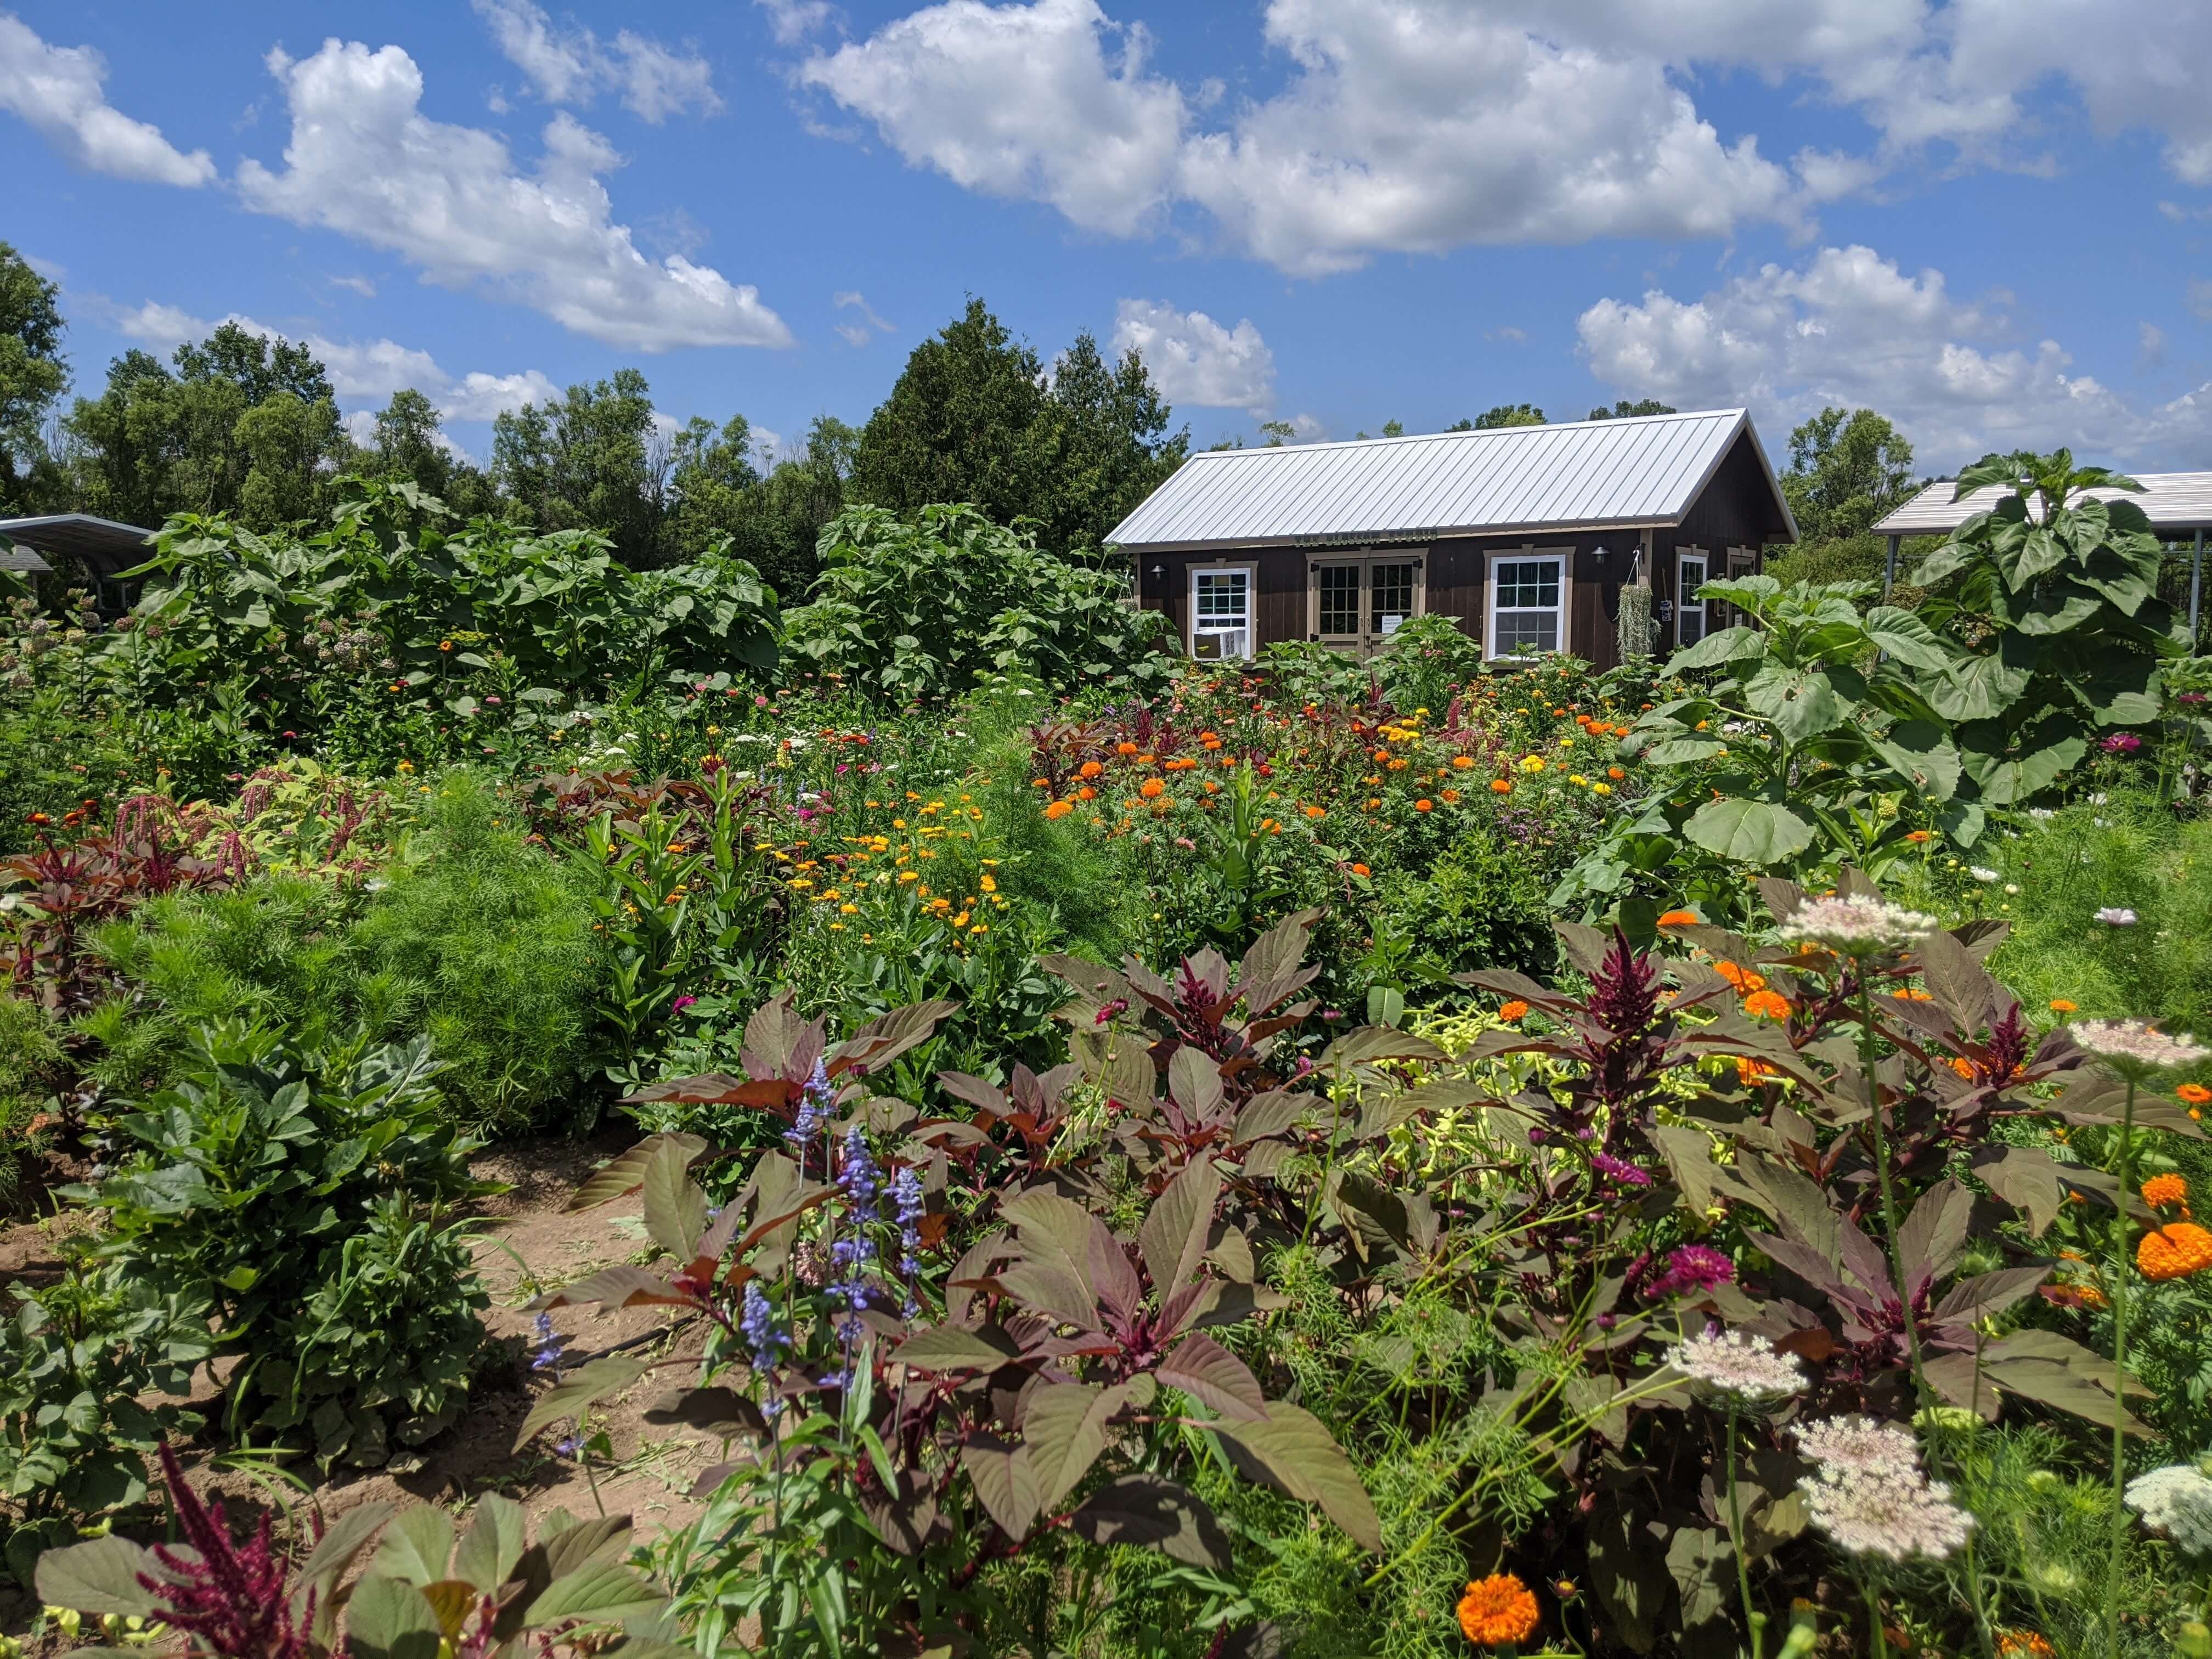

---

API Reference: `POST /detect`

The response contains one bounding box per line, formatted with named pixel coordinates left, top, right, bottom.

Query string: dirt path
left=0, top=1133, right=726, bottom=1634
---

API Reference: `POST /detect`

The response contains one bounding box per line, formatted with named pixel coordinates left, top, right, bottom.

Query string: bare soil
left=0, top=1132, right=723, bottom=1637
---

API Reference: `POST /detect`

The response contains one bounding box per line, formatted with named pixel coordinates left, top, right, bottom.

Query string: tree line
left=0, top=240, right=1920, bottom=594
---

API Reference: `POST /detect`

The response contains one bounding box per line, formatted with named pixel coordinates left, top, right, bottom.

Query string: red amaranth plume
left=1586, top=928, right=1659, bottom=1035
left=141, top=1441, right=315, bottom=1659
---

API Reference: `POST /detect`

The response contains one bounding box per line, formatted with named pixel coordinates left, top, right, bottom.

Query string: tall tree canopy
left=1450, top=404, right=1547, bottom=431
left=1782, top=407, right=1918, bottom=543
left=851, top=298, right=1184, bottom=555
left=1588, top=399, right=1677, bottom=420
left=64, top=323, right=345, bottom=528
left=0, top=242, right=67, bottom=515
left=492, top=368, right=668, bottom=565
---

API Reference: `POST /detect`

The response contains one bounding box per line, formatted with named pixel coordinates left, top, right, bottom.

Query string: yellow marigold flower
left=1518, top=755, right=1545, bottom=773
left=1456, top=1574, right=1540, bottom=1648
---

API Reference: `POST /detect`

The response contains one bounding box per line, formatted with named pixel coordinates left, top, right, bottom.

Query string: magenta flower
left=1647, top=1244, right=1735, bottom=1297
left=2101, top=732, right=2143, bottom=753
left=672, top=994, right=697, bottom=1014
left=1591, top=1151, right=1653, bottom=1187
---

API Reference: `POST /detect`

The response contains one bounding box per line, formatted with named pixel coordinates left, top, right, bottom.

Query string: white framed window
left=1483, top=549, right=1570, bottom=661
left=1189, top=563, right=1256, bottom=660
left=1675, top=547, right=1709, bottom=647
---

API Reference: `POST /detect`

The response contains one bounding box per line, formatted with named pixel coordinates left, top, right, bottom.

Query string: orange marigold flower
left=1714, top=961, right=1764, bottom=992
left=1139, top=778, right=1166, bottom=799
left=1733, top=1056, right=1778, bottom=1085
left=1414, top=798, right=1434, bottom=812
left=2048, top=998, right=2078, bottom=1014
left=1490, top=778, right=1512, bottom=794
left=1441, top=789, right=1461, bottom=803
left=1350, top=862, right=1371, bottom=877
left=1304, top=804, right=1326, bottom=819
left=2138, top=1220, right=2212, bottom=1281
left=1457, top=1574, right=1541, bottom=1648
left=1498, top=1000, right=1531, bottom=1023
left=1948, top=1056, right=1977, bottom=1080
left=1452, top=755, right=1475, bottom=769
left=1078, top=760, right=1104, bottom=778
left=1657, top=909, right=1700, bottom=927
left=1077, top=786, right=1097, bottom=800
left=2177, top=1082, right=2211, bottom=1104
left=1743, top=989, right=1793, bottom=1022
left=1032, top=777, right=1050, bottom=788
left=1998, top=1633, right=2056, bottom=1658
left=1116, top=740, right=1139, bottom=755
left=1607, top=765, right=1626, bottom=780
left=1042, top=800, right=1074, bottom=820
left=1905, top=829, right=1933, bottom=843
left=1365, top=797, right=1382, bottom=810
left=2143, top=1173, right=2190, bottom=1209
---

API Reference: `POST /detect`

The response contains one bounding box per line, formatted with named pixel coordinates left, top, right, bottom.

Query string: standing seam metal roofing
left=1873, top=473, right=2212, bottom=537
left=1108, top=408, right=1795, bottom=550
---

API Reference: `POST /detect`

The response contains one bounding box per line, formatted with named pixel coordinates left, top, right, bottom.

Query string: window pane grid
left=1488, top=556, right=1564, bottom=658
left=1318, top=566, right=1358, bottom=635
left=1369, top=563, right=1414, bottom=631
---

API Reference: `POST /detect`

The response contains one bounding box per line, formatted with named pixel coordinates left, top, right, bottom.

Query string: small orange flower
left=1116, top=741, right=1139, bottom=755
left=2138, top=1221, right=2212, bottom=1281
left=1714, top=961, right=1765, bottom=992
left=1042, top=800, right=1074, bottom=820
left=1892, top=986, right=1934, bottom=1001
left=1350, top=862, right=1370, bottom=877
left=1139, top=778, right=1166, bottom=799
left=1657, top=909, right=1699, bottom=927
left=1498, top=1000, right=1530, bottom=1023
left=1997, top=1632, right=2056, bottom=1658
left=1733, top=1056, right=1778, bottom=1085
left=1077, top=786, right=1097, bottom=800
left=2143, top=1173, right=2190, bottom=1210
left=1032, top=777, right=1051, bottom=788
left=1366, top=797, right=1382, bottom=810
left=1948, top=1056, right=1978, bottom=1080
left=1452, top=755, right=1475, bottom=769
left=1304, top=804, right=1326, bottom=819
left=2049, top=998, right=2078, bottom=1014
left=1441, top=789, right=1461, bottom=804
left=1079, top=760, right=1104, bottom=778
left=2178, top=1082, right=2211, bottom=1104
left=1607, top=766, right=1626, bottom=780
left=1743, top=989, right=1793, bottom=1022
left=1414, top=798, right=1434, bottom=812
left=1905, top=829, right=1933, bottom=843
left=1490, top=778, right=1511, bottom=794
left=1456, top=1573, right=1541, bottom=1648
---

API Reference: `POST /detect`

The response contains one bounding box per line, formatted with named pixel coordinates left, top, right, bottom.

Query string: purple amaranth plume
left=1586, top=928, right=1660, bottom=1036
left=142, top=1441, right=315, bottom=1659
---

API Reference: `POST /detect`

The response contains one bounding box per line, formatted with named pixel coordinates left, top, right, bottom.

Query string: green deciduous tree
left=63, top=324, right=346, bottom=529
left=1782, top=406, right=1917, bottom=543
left=1452, top=403, right=1547, bottom=431
left=0, top=242, right=67, bottom=515
left=490, top=368, right=667, bottom=566
left=354, top=389, right=501, bottom=520
left=1587, top=398, right=1676, bottom=420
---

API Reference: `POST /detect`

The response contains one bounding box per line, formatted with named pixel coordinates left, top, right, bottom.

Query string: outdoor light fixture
left=1149, top=563, right=1166, bottom=585
left=1592, top=544, right=1609, bottom=567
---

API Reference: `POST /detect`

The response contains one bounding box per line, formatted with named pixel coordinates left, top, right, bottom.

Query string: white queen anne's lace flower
left=2125, top=1463, right=2212, bottom=1556
left=1790, top=1417, right=1921, bottom=1481
left=2071, top=1019, right=2210, bottom=1072
left=1775, top=894, right=1937, bottom=953
left=1664, top=1329, right=1807, bottom=1399
left=1795, top=1415, right=1973, bottom=1561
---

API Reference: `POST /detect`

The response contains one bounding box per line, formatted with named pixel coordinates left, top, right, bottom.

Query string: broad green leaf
left=1212, top=1403, right=1381, bottom=1553
left=344, top=1577, right=444, bottom=1659
left=521, top=1561, right=667, bottom=1628
left=961, top=1437, right=1041, bottom=1537
left=1668, top=625, right=1762, bottom=672
left=1742, top=662, right=1844, bottom=744
left=373, top=1505, right=455, bottom=1586
left=1646, top=737, right=1725, bottom=765
left=890, top=1326, right=1022, bottom=1372
left=35, top=1536, right=162, bottom=1617
left=1863, top=606, right=1954, bottom=669
left=453, top=1493, right=529, bottom=1595
left=1683, top=798, right=1814, bottom=866
left=512, top=1356, right=648, bottom=1452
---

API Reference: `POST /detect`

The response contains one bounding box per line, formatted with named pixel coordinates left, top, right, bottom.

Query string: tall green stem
left=1726, top=1404, right=1764, bottom=1659
left=1856, top=977, right=1934, bottom=1412
left=2107, top=1074, right=2138, bottom=1659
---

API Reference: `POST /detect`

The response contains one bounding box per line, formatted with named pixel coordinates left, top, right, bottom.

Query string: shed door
left=1307, top=554, right=1424, bottom=657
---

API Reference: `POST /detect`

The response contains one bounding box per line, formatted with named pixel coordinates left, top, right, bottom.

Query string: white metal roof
left=1874, top=472, right=2212, bottom=537
left=1108, top=408, right=1796, bottom=551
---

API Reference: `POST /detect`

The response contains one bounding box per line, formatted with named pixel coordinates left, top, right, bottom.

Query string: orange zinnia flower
left=1713, top=961, right=1764, bottom=992
left=1350, top=862, right=1370, bottom=877
left=1498, top=1000, right=1530, bottom=1023
left=1077, top=786, right=1097, bottom=801
left=1456, top=1574, right=1541, bottom=1648
left=2048, top=998, right=2078, bottom=1014
left=1304, top=804, right=1325, bottom=819
left=2143, top=1173, right=2190, bottom=1210
left=2138, top=1221, right=2212, bottom=1281
left=1139, top=778, right=1166, bottom=799
left=1948, top=1056, right=1977, bottom=1080
left=1657, top=909, right=1699, bottom=927
left=2178, top=1082, right=2211, bottom=1104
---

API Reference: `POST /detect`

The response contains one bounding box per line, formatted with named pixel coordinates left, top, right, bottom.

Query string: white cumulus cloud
left=236, top=39, right=789, bottom=353
left=1576, top=244, right=2212, bottom=469
left=473, top=0, right=722, bottom=123
left=0, top=12, right=215, bottom=186
left=1110, top=299, right=1274, bottom=415
left=795, top=0, right=2212, bottom=276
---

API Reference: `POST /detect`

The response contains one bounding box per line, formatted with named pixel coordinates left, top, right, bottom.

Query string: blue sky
left=4, top=0, right=2211, bottom=474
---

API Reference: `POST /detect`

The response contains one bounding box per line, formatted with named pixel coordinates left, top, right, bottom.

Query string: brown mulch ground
left=0, top=1132, right=723, bottom=1638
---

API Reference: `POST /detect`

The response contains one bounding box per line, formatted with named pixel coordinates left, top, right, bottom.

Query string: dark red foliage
left=142, top=1441, right=315, bottom=1659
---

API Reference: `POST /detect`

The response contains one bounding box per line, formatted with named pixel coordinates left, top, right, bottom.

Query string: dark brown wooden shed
left=1108, top=408, right=1796, bottom=670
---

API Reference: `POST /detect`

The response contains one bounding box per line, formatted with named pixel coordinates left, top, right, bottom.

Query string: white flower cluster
left=1795, top=1416, right=1975, bottom=1562
left=1775, top=894, right=1938, bottom=953
left=2071, top=1019, right=2210, bottom=1071
left=1665, top=1329, right=1807, bottom=1400
left=2125, top=1462, right=2212, bottom=1557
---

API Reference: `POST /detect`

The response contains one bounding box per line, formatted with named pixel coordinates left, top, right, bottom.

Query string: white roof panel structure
left=1109, top=408, right=1795, bottom=550
left=1874, top=472, right=2212, bottom=537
